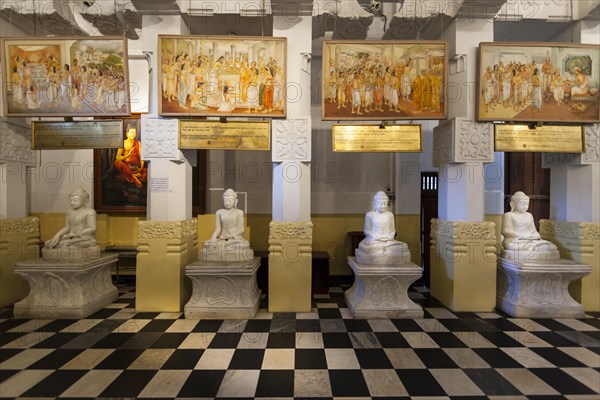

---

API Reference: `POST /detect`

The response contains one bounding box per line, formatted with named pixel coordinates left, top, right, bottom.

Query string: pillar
left=268, top=15, right=313, bottom=312
left=430, top=16, right=497, bottom=311
left=540, top=124, right=600, bottom=311
left=135, top=16, right=197, bottom=312
left=0, top=120, right=39, bottom=308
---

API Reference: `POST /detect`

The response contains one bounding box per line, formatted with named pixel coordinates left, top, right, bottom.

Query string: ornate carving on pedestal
left=540, top=220, right=600, bottom=241
left=269, top=221, right=313, bottom=240
left=0, top=217, right=39, bottom=237
left=138, top=219, right=198, bottom=240
left=0, top=122, right=36, bottom=166
left=272, top=118, right=311, bottom=162
left=433, top=119, right=453, bottom=167
left=456, top=119, right=493, bottom=162
left=141, top=118, right=179, bottom=159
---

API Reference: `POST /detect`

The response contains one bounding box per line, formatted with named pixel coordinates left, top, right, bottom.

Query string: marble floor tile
left=127, top=349, right=174, bottom=369
left=296, top=332, right=324, bottom=348
left=425, top=308, right=458, bottom=319
left=0, top=348, right=54, bottom=370
left=215, top=369, right=260, bottom=397
left=320, top=319, right=347, bottom=333
left=296, top=309, right=319, bottom=320
left=178, top=332, right=216, bottom=349
left=316, top=303, right=338, bottom=308
left=59, top=348, right=114, bottom=369
left=454, top=331, right=497, bottom=348
left=415, top=318, right=451, bottom=332
left=2, top=332, right=54, bottom=349
left=137, top=369, right=191, bottom=397
left=443, top=348, right=491, bottom=368
left=60, top=319, right=103, bottom=333
left=496, top=368, right=560, bottom=395
left=557, top=331, right=600, bottom=347
left=59, top=369, right=121, bottom=398
left=401, top=331, right=439, bottom=348
left=430, top=368, right=485, bottom=396
left=165, top=319, right=199, bottom=333
left=0, top=369, right=54, bottom=397
left=218, top=320, right=248, bottom=334
left=294, top=369, right=332, bottom=397
left=476, top=312, right=503, bottom=319
left=562, top=368, right=600, bottom=392
left=262, top=349, right=294, bottom=369
left=384, top=348, right=426, bottom=369
left=504, top=330, right=553, bottom=347
left=340, top=308, right=353, bottom=319
left=237, top=332, right=269, bottom=349
left=155, top=312, right=182, bottom=320
left=507, top=318, right=551, bottom=332
left=362, top=368, right=408, bottom=397
left=556, top=319, right=599, bottom=331
left=194, top=348, right=235, bottom=369
left=502, top=347, right=556, bottom=368
left=325, top=348, right=360, bottom=369
left=7, top=319, right=54, bottom=333
left=367, top=319, right=398, bottom=332
left=558, top=347, right=600, bottom=368
left=349, top=332, right=381, bottom=349
left=111, top=319, right=151, bottom=333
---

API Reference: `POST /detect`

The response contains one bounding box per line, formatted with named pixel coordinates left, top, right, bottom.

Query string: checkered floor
left=0, top=282, right=599, bottom=399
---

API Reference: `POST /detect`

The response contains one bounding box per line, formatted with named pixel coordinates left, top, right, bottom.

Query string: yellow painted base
left=136, top=220, right=198, bottom=312
left=0, top=217, right=40, bottom=308
left=541, top=220, right=600, bottom=312
left=430, top=219, right=498, bottom=312
left=268, top=221, right=313, bottom=312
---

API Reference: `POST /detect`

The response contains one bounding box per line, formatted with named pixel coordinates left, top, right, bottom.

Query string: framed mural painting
left=158, top=35, right=287, bottom=118
left=322, top=40, right=448, bottom=120
left=478, top=42, right=600, bottom=123
left=93, top=116, right=207, bottom=214
left=1, top=36, right=130, bottom=117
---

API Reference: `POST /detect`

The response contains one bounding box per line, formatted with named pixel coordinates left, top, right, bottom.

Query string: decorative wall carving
left=0, top=122, right=36, bottom=166
left=583, top=124, right=599, bottom=163
left=272, top=118, right=311, bottom=162
left=431, top=218, right=496, bottom=240
left=542, top=152, right=579, bottom=166
left=142, top=118, right=179, bottom=159
left=540, top=220, right=600, bottom=241
left=269, top=220, right=313, bottom=240
left=456, top=119, right=493, bottom=162
left=0, top=217, right=40, bottom=236
left=138, top=219, right=198, bottom=240
left=433, top=119, right=453, bottom=167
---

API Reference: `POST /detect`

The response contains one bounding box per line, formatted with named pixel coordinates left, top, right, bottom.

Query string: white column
left=272, top=16, right=312, bottom=222
left=0, top=120, right=36, bottom=219
left=140, top=15, right=192, bottom=222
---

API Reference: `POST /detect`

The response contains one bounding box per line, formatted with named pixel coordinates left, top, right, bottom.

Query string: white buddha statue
left=501, top=191, right=559, bottom=261
left=202, top=189, right=254, bottom=262
left=355, top=191, right=411, bottom=265
left=42, top=188, right=101, bottom=261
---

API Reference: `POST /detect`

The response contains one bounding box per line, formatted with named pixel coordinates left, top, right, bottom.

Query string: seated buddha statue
left=501, top=191, right=559, bottom=262
left=202, top=189, right=254, bottom=262
left=355, top=191, right=411, bottom=265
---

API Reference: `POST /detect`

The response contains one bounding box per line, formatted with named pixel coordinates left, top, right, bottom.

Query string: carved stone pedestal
left=497, top=257, right=592, bottom=318
left=345, top=257, right=423, bottom=319
left=14, top=254, right=118, bottom=319
left=184, top=257, right=261, bottom=319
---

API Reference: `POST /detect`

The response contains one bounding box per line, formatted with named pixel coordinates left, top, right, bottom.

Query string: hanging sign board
left=332, top=124, right=422, bottom=152
left=32, top=120, right=123, bottom=149
left=179, top=120, right=270, bottom=150
left=494, top=124, right=584, bottom=153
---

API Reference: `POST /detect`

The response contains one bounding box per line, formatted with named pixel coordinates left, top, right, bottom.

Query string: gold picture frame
left=322, top=40, right=448, bottom=121
left=158, top=35, right=287, bottom=118
left=1, top=36, right=130, bottom=117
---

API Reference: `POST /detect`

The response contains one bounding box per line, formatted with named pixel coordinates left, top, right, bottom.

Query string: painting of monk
left=1, top=36, right=130, bottom=117
left=478, top=42, right=600, bottom=123
left=158, top=35, right=286, bottom=118
left=322, top=40, right=447, bottom=120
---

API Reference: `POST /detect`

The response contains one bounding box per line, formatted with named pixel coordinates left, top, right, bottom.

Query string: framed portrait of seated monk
left=93, top=115, right=207, bottom=214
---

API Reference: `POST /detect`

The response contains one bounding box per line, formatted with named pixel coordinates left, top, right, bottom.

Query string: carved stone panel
left=138, top=219, right=198, bottom=240
left=433, top=119, right=453, bottom=167
left=455, top=118, right=493, bottom=163
left=141, top=117, right=180, bottom=159
left=0, top=121, right=36, bottom=166
left=583, top=124, right=599, bottom=163
left=272, top=118, right=311, bottom=162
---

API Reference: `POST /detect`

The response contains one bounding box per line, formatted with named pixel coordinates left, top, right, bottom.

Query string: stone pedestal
left=184, top=257, right=261, bottom=319
left=14, top=254, right=118, bottom=319
left=345, top=257, right=423, bottom=319
left=136, top=220, right=198, bottom=312
left=496, top=257, right=592, bottom=318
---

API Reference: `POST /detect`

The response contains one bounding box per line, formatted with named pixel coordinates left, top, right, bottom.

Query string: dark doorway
left=420, top=172, right=438, bottom=287
left=504, top=152, right=550, bottom=228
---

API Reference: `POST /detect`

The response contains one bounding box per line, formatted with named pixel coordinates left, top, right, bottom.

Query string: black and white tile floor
left=0, top=282, right=598, bottom=399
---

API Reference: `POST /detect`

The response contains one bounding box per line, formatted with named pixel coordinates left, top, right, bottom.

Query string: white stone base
left=184, top=257, right=261, bottom=319
left=497, top=257, right=592, bottom=318
left=345, top=257, right=424, bottom=319
left=14, top=254, right=119, bottom=319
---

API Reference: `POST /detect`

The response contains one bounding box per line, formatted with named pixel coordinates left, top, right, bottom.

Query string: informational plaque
left=32, top=120, right=123, bottom=150
left=333, top=124, right=422, bottom=152
left=179, top=120, right=270, bottom=150
left=495, top=124, right=585, bottom=153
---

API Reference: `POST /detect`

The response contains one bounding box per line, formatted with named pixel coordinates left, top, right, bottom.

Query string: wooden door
left=504, top=152, right=550, bottom=228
